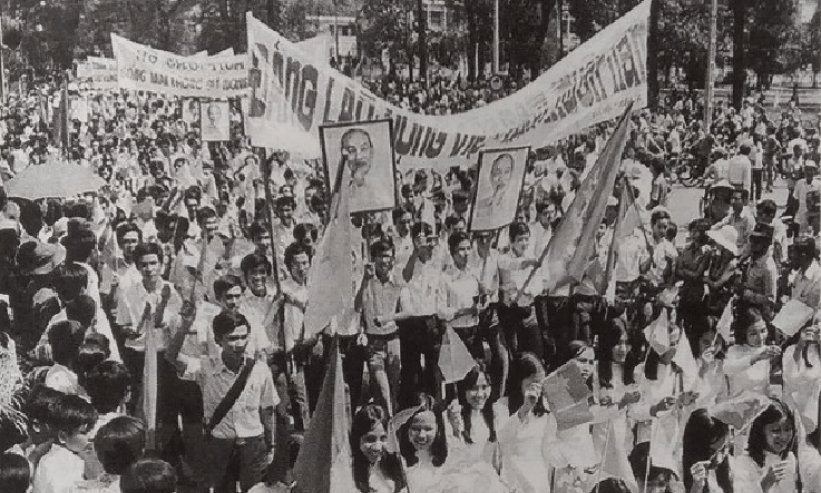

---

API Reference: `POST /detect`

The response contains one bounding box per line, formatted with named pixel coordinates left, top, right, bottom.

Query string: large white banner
left=76, top=56, right=119, bottom=90
left=245, top=0, right=648, bottom=169
left=111, top=34, right=249, bottom=98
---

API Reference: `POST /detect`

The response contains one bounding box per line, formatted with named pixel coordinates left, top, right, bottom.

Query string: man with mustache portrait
left=340, top=127, right=392, bottom=213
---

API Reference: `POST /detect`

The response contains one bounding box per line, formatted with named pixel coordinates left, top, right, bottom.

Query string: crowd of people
left=0, top=70, right=819, bottom=493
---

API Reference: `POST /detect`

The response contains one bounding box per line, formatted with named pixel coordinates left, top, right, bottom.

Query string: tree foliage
left=358, top=0, right=415, bottom=70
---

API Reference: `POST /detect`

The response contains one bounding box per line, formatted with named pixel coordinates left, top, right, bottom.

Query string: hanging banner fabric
left=111, top=34, right=250, bottom=98
left=245, top=0, right=648, bottom=169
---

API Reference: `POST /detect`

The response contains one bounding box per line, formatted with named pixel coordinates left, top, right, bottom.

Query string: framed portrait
left=199, top=99, right=231, bottom=142
left=468, top=146, right=530, bottom=232
left=320, top=119, right=398, bottom=214
left=181, top=98, right=200, bottom=129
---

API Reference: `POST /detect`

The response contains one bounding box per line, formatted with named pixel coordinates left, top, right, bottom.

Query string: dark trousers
left=752, top=169, right=764, bottom=200
left=498, top=304, right=544, bottom=362
left=398, top=316, right=443, bottom=410
left=321, top=334, right=367, bottom=410
left=199, top=434, right=268, bottom=493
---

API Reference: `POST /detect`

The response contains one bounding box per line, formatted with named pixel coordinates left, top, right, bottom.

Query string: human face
left=343, top=131, right=373, bottom=184
left=412, top=234, right=436, bottom=262
left=800, top=324, right=820, bottom=345
left=653, top=218, right=669, bottom=241
left=218, top=324, right=249, bottom=364
left=763, top=418, right=794, bottom=455
left=185, top=199, right=198, bottom=219
left=137, top=254, right=161, bottom=284
left=451, top=239, right=472, bottom=269
left=538, top=204, right=557, bottom=229
left=121, top=231, right=140, bottom=258
left=745, top=321, right=768, bottom=347
left=360, top=422, right=388, bottom=464
left=277, top=204, right=294, bottom=223
left=254, top=232, right=273, bottom=258
left=465, top=373, right=491, bottom=410
left=373, top=251, right=395, bottom=279
left=288, top=253, right=311, bottom=284
left=806, top=167, right=817, bottom=183
left=219, top=285, right=243, bottom=314
left=511, top=233, right=530, bottom=257
left=490, top=156, right=513, bottom=193
left=245, top=265, right=268, bottom=296
left=408, top=411, right=438, bottom=452
left=575, top=347, right=595, bottom=381
left=611, top=331, right=630, bottom=364
left=698, top=330, right=717, bottom=357
left=731, top=192, right=745, bottom=213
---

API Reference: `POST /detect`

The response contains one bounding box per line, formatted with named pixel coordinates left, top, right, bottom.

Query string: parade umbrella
left=4, top=162, right=106, bottom=200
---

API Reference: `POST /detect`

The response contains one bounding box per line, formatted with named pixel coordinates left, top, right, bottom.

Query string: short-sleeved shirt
left=192, top=357, right=279, bottom=440
left=115, top=280, right=182, bottom=352
left=744, top=254, right=778, bottom=302
left=361, top=274, right=402, bottom=336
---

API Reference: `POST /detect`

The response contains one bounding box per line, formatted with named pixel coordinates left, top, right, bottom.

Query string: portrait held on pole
left=319, top=119, right=398, bottom=214
left=199, top=99, right=231, bottom=142
left=181, top=98, right=200, bottom=129
left=469, top=146, right=530, bottom=232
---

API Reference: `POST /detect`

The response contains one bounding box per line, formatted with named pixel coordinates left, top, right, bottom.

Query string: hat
left=805, top=160, right=818, bottom=169
left=16, top=241, right=64, bottom=275
left=607, top=196, right=619, bottom=208
left=707, top=225, right=739, bottom=256
left=750, top=223, right=774, bottom=240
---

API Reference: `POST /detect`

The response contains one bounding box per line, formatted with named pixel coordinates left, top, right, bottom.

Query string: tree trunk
left=465, top=0, right=478, bottom=81
left=647, top=0, right=660, bottom=110
left=731, top=0, right=745, bottom=110
left=529, top=0, right=557, bottom=77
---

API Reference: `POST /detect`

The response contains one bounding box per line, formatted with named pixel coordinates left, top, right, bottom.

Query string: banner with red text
left=245, top=0, right=648, bottom=169
left=111, top=34, right=250, bottom=98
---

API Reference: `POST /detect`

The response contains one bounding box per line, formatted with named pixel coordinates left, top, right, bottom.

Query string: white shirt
left=724, top=344, right=771, bottom=397
left=33, top=444, right=85, bottom=493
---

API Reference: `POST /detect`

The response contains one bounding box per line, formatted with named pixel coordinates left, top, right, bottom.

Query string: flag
left=604, top=180, right=642, bottom=303
left=542, top=361, right=594, bottom=431
left=532, top=103, right=633, bottom=295
left=599, top=421, right=639, bottom=492
left=643, top=310, right=670, bottom=355
left=292, top=339, right=356, bottom=493
left=303, top=163, right=354, bottom=339
left=648, top=419, right=680, bottom=477
left=52, top=74, right=70, bottom=153
left=386, top=405, right=422, bottom=454
left=716, top=298, right=733, bottom=342
left=711, top=391, right=770, bottom=431
left=438, top=326, right=478, bottom=384
left=772, top=299, right=815, bottom=337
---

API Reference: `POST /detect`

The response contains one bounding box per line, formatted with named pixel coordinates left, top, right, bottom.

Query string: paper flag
left=716, top=298, right=734, bottom=342
left=643, top=310, right=670, bottom=355
left=543, top=361, right=594, bottom=431
left=772, top=299, right=815, bottom=337
left=600, top=421, right=639, bottom=492
left=711, top=391, right=770, bottom=431
left=438, top=325, right=478, bottom=384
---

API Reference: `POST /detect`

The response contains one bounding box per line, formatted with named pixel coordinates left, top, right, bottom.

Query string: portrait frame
left=319, top=119, right=398, bottom=215
left=199, top=99, right=231, bottom=142
left=468, top=146, right=531, bottom=232
left=181, top=97, right=200, bottom=129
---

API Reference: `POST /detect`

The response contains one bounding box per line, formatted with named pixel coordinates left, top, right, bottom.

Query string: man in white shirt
left=726, top=144, right=753, bottom=196
left=794, top=160, right=820, bottom=235
left=791, top=238, right=821, bottom=310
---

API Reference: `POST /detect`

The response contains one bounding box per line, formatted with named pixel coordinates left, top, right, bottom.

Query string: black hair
left=410, top=221, right=433, bottom=238
left=397, top=394, right=448, bottom=468
left=48, top=320, right=86, bottom=366
left=0, top=453, right=30, bottom=493
left=85, top=360, right=131, bottom=414
left=748, top=399, right=796, bottom=467
left=350, top=404, right=405, bottom=493
left=590, top=478, right=632, bottom=493
left=66, top=294, right=96, bottom=328
left=248, top=221, right=268, bottom=241
left=24, top=385, right=64, bottom=428
left=51, top=262, right=88, bottom=303
left=508, top=352, right=548, bottom=416
left=213, top=274, right=244, bottom=300
left=240, top=253, right=272, bottom=277
left=369, top=239, right=395, bottom=259
left=75, top=341, right=108, bottom=392
left=212, top=311, right=250, bottom=343
left=132, top=242, right=164, bottom=267
left=682, top=409, right=732, bottom=493
left=597, top=320, right=636, bottom=389
left=650, top=209, right=671, bottom=226
left=627, top=442, right=676, bottom=490
left=293, top=223, right=318, bottom=243
left=457, top=366, right=497, bottom=445
left=275, top=196, right=296, bottom=210
left=49, top=393, right=98, bottom=436
left=447, top=232, right=471, bottom=256
left=284, top=242, right=313, bottom=269
left=734, top=307, right=765, bottom=346
left=116, top=222, right=143, bottom=247
left=121, top=459, right=177, bottom=493
left=95, top=416, right=146, bottom=475
left=508, top=221, right=530, bottom=242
